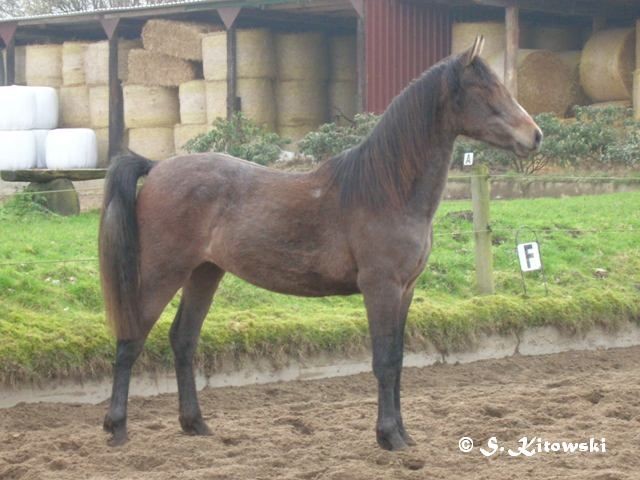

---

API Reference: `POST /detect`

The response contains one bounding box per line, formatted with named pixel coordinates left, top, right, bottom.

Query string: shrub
left=185, top=113, right=289, bottom=165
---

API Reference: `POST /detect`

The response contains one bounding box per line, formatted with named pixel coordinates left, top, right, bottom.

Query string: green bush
left=185, top=113, right=289, bottom=165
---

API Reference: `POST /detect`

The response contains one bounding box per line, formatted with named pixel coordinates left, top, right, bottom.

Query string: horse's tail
left=99, top=151, right=156, bottom=340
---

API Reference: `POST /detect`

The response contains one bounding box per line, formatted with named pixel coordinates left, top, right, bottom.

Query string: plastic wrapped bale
left=328, top=80, right=357, bottom=123
left=275, top=32, right=329, bottom=81
left=32, top=87, right=59, bottom=129
left=205, top=80, right=227, bottom=123
left=557, top=51, right=590, bottom=113
left=0, top=86, right=37, bottom=130
left=179, top=80, right=206, bottom=125
left=84, top=40, right=142, bottom=86
left=127, top=49, right=200, bottom=87
left=580, top=28, right=635, bottom=102
left=452, top=22, right=506, bottom=59
left=142, top=19, right=215, bottom=61
left=276, top=80, right=327, bottom=126
left=128, top=127, right=175, bottom=160
left=174, top=124, right=209, bottom=154
left=526, top=26, right=584, bottom=52
left=329, top=35, right=356, bottom=81
left=46, top=128, right=97, bottom=169
left=25, top=44, right=63, bottom=87
left=123, top=85, right=179, bottom=128
left=489, top=49, right=573, bottom=116
left=59, top=86, right=90, bottom=127
left=33, top=130, right=49, bottom=168
left=89, top=86, right=109, bottom=128
left=94, top=128, right=110, bottom=167
left=237, top=78, right=276, bottom=129
left=0, top=131, right=37, bottom=170
left=62, top=41, right=89, bottom=86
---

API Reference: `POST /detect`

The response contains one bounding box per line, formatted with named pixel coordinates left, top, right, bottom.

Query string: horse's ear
left=463, top=35, right=485, bottom=66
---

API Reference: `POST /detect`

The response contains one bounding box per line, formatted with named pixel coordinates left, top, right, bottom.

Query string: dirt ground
left=2, top=347, right=640, bottom=480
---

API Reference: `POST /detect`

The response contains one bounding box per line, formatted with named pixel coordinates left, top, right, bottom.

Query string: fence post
left=471, top=164, right=494, bottom=295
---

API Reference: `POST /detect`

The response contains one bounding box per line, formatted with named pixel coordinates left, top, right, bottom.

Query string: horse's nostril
left=533, top=129, right=543, bottom=148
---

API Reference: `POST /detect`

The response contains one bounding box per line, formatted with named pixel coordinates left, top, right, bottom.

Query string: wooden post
left=471, top=164, right=494, bottom=295
left=101, top=18, right=124, bottom=163
left=504, top=4, right=519, bottom=97
left=635, top=19, right=640, bottom=121
left=0, top=22, right=18, bottom=85
left=355, top=9, right=365, bottom=113
left=226, top=26, right=237, bottom=119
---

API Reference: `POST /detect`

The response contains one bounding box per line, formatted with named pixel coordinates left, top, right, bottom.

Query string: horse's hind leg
left=170, top=262, right=224, bottom=435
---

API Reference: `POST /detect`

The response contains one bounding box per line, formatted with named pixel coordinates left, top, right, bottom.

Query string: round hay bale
left=26, top=44, right=62, bottom=87
left=62, top=41, right=88, bottom=86
left=85, top=40, right=142, bottom=86
left=174, top=123, right=209, bottom=154
left=127, top=49, right=199, bottom=87
left=89, top=86, right=109, bottom=128
left=275, top=32, right=328, bottom=81
left=0, top=131, right=37, bottom=170
left=489, top=49, right=573, bottom=116
left=46, top=128, right=98, bottom=169
left=328, top=80, right=357, bottom=123
left=451, top=22, right=505, bottom=59
left=329, top=35, right=356, bottom=81
left=557, top=50, right=590, bottom=113
left=205, top=80, right=227, bottom=123
left=276, top=80, right=327, bottom=126
left=526, top=26, right=584, bottom=52
left=124, top=85, right=179, bottom=128
left=237, top=28, right=277, bottom=79
left=179, top=80, right=206, bottom=125
left=237, top=78, right=276, bottom=129
left=142, top=19, right=214, bottom=61
left=59, top=85, right=90, bottom=127
left=93, top=128, right=110, bottom=167
left=202, top=32, right=227, bottom=81
left=128, top=127, right=175, bottom=160
left=580, top=28, right=635, bottom=102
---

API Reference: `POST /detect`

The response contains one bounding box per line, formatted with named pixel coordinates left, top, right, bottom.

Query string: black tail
left=99, top=152, right=156, bottom=340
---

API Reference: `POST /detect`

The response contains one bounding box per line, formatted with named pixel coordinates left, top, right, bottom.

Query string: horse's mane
left=325, top=54, right=464, bottom=209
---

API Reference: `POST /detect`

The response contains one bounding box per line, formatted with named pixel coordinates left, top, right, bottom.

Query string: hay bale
left=205, top=80, right=227, bottom=123
left=123, top=84, right=179, bottom=128
left=88, top=86, right=109, bottom=128
left=85, top=40, right=142, bottom=86
left=59, top=85, right=90, bottom=127
left=557, top=51, right=590, bottom=113
left=127, top=49, right=199, bottom=87
left=580, top=28, right=635, bottom=102
left=489, top=49, right=573, bottom=116
left=276, top=80, right=327, bottom=126
left=62, top=41, right=88, bottom=86
left=526, top=26, right=584, bottom=52
left=93, top=128, right=110, bottom=167
left=589, top=100, right=632, bottom=109
left=179, top=80, right=206, bottom=125
left=174, top=123, right=209, bottom=154
left=635, top=70, right=640, bottom=120
left=329, top=35, right=357, bottom=81
left=26, top=44, right=62, bottom=87
left=452, top=22, right=505, bottom=59
left=275, top=32, right=328, bottom=81
left=142, top=19, right=214, bottom=61
left=128, top=127, right=175, bottom=160
left=202, top=32, right=227, bottom=81
left=328, top=80, right=357, bottom=122
left=237, top=78, right=276, bottom=129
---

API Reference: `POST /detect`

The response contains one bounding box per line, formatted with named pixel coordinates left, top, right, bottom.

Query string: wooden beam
left=504, top=4, right=519, bottom=97
left=226, top=26, right=238, bottom=119
left=473, top=0, right=640, bottom=18
left=4, top=36, right=15, bottom=85
left=356, top=16, right=365, bottom=113
left=218, top=7, right=241, bottom=29
left=349, top=0, right=364, bottom=18
left=1, top=169, right=107, bottom=182
left=102, top=18, right=124, bottom=162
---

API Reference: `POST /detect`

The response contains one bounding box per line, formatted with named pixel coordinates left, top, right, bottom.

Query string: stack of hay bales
left=328, top=35, right=357, bottom=124
left=60, top=42, right=90, bottom=129
left=175, top=80, right=208, bottom=154
left=275, top=31, right=329, bottom=144
left=201, top=28, right=277, bottom=131
left=25, top=44, right=63, bottom=87
left=557, top=51, right=589, bottom=113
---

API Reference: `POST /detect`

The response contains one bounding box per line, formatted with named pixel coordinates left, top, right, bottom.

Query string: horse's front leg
left=360, top=274, right=409, bottom=451
left=394, top=288, right=416, bottom=446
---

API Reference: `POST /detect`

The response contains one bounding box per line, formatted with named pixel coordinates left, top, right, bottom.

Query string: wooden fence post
left=471, top=164, right=494, bottom=295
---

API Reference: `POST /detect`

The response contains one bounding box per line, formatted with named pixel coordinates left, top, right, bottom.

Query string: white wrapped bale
left=179, top=80, right=206, bottom=125
left=205, top=80, right=227, bottom=123
left=59, top=86, right=90, bottom=127
left=329, top=35, right=356, bottom=81
left=142, top=19, right=214, bottom=61
left=33, top=130, right=49, bottom=168
left=275, top=32, right=328, bottom=81
left=237, top=78, right=276, bottom=129
left=174, top=123, right=208, bottom=154
left=580, top=28, right=635, bottom=102
left=0, top=131, right=37, bottom=170
left=328, top=80, right=357, bottom=122
left=0, top=86, right=37, bottom=130
left=32, top=87, right=59, bottom=130
left=89, top=86, right=109, bottom=128
left=452, top=22, right=505, bottom=59
left=128, top=127, right=175, bottom=160
left=94, top=128, right=110, bottom=167
left=85, top=40, right=141, bottom=86
left=127, top=49, right=199, bottom=87
left=276, top=80, right=327, bottom=126
left=26, top=44, right=62, bottom=87
left=46, top=128, right=97, bottom=169
left=123, top=84, right=179, bottom=128
left=62, top=41, right=88, bottom=86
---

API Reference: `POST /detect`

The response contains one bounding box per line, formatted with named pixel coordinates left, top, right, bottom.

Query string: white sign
left=517, top=242, right=542, bottom=272
left=463, top=152, right=474, bottom=166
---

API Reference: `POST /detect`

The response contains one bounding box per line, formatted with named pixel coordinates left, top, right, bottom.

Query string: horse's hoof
left=402, top=431, right=417, bottom=446
left=377, top=426, right=409, bottom=451
left=104, top=414, right=128, bottom=446
left=179, top=416, right=212, bottom=436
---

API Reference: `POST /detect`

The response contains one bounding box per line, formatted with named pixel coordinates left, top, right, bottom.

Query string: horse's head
left=450, top=36, right=542, bottom=157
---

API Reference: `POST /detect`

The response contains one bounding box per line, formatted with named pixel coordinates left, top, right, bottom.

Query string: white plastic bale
left=62, top=41, right=89, bottom=86
left=0, top=86, right=37, bottom=130
left=31, top=86, right=59, bottom=129
left=89, top=86, right=109, bottom=128
left=45, top=128, right=98, bottom=169
left=179, top=80, right=206, bottom=125
left=26, top=44, right=63, bottom=87
left=33, top=130, right=49, bottom=168
left=0, top=131, right=37, bottom=170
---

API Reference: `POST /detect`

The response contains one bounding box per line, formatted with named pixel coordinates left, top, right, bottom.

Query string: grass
left=0, top=191, right=639, bottom=385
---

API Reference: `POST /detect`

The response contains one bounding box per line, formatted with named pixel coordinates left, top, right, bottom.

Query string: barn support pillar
left=0, top=22, right=17, bottom=86
left=100, top=17, right=124, bottom=164
left=635, top=19, right=640, bottom=121
left=218, top=7, right=241, bottom=120
left=504, top=4, right=519, bottom=97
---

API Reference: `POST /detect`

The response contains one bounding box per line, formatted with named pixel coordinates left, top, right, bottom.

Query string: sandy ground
left=2, top=347, right=640, bottom=480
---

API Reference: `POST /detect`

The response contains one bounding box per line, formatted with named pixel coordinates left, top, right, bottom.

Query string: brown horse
left=100, top=37, right=541, bottom=450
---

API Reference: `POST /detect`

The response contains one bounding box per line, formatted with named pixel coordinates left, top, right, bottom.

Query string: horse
left=99, top=36, right=542, bottom=450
